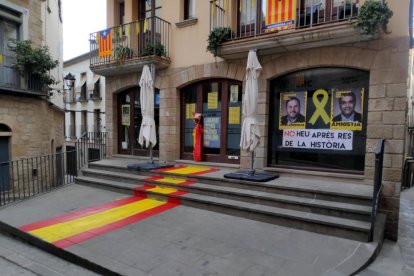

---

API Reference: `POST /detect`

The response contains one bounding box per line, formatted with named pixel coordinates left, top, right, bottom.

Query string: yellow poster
left=208, top=92, right=218, bottom=109
left=186, top=103, right=196, bottom=119
left=121, top=105, right=130, bottom=126
left=229, top=107, right=240, bottom=124
left=330, top=88, right=364, bottom=131
left=279, top=92, right=307, bottom=129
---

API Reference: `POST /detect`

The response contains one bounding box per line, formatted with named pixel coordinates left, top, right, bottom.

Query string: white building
left=63, top=53, right=105, bottom=142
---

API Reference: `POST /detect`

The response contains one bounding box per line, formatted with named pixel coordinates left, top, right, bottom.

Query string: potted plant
left=206, top=27, right=233, bottom=57
left=113, top=45, right=133, bottom=63
left=8, top=40, right=59, bottom=90
left=355, top=0, right=393, bottom=35
left=142, top=42, right=167, bottom=57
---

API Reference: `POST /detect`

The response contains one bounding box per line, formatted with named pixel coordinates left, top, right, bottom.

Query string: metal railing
left=0, top=132, right=107, bottom=207
left=210, top=0, right=359, bottom=39
left=75, top=132, right=107, bottom=172
left=369, top=138, right=385, bottom=242
left=0, top=151, right=77, bottom=206
left=402, top=127, right=414, bottom=190
left=90, top=16, right=171, bottom=66
left=0, top=54, right=47, bottom=95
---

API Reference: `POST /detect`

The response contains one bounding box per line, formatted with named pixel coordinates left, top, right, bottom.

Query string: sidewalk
left=359, top=187, right=414, bottom=276
left=0, top=184, right=380, bottom=276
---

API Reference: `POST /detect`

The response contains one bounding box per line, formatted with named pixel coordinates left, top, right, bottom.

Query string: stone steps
left=81, top=168, right=372, bottom=221
left=77, top=162, right=375, bottom=241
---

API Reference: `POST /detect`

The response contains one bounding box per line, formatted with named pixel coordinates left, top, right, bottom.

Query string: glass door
left=181, top=79, right=242, bottom=163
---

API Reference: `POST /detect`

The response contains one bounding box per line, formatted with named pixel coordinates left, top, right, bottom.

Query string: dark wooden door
left=0, top=137, right=10, bottom=191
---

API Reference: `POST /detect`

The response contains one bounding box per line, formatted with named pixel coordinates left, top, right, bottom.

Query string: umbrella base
left=224, top=170, right=279, bottom=182
left=127, top=162, right=174, bottom=171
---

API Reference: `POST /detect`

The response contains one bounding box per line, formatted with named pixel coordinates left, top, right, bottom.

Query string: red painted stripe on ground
left=169, top=190, right=188, bottom=196
left=189, top=168, right=220, bottom=176
left=181, top=180, right=197, bottom=185
left=52, top=202, right=180, bottom=248
left=19, top=196, right=142, bottom=232
left=144, top=175, right=164, bottom=181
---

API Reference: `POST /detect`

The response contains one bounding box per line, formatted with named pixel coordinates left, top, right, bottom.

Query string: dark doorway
left=181, top=79, right=242, bottom=164
left=117, top=86, right=160, bottom=156
left=0, top=136, right=10, bottom=191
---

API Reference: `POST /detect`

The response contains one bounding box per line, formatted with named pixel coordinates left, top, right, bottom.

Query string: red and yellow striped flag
left=98, top=28, right=112, bottom=58
left=265, top=0, right=296, bottom=32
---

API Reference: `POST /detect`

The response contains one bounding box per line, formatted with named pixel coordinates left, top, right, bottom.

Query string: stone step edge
left=76, top=176, right=371, bottom=232
left=78, top=173, right=372, bottom=215
left=0, top=221, right=121, bottom=276
left=84, top=165, right=373, bottom=201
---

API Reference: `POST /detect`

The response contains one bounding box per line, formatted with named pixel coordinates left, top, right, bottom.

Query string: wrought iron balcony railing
left=0, top=54, right=47, bottom=96
left=210, top=0, right=359, bottom=39
left=89, top=17, right=171, bottom=67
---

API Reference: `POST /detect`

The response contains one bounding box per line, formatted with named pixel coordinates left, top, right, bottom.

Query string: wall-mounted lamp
left=49, top=72, right=76, bottom=98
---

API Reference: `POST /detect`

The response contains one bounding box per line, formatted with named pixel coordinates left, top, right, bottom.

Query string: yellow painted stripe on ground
left=28, top=199, right=165, bottom=243
left=147, top=186, right=178, bottom=194
left=154, top=177, right=187, bottom=184
left=166, top=166, right=211, bottom=175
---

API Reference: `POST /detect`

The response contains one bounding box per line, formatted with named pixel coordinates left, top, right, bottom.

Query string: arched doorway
left=180, top=79, right=242, bottom=163
left=117, top=86, right=160, bottom=156
left=0, top=123, right=11, bottom=191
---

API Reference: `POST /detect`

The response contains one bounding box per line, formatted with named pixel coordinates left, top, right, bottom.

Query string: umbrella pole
left=249, top=151, right=255, bottom=176
left=149, top=143, right=154, bottom=164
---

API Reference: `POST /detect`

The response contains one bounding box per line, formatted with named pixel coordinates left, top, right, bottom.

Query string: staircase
left=75, top=159, right=375, bottom=242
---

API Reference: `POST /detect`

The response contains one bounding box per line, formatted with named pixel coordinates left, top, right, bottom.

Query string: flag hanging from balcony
left=265, top=0, right=296, bottom=32
left=98, top=29, right=112, bottom=58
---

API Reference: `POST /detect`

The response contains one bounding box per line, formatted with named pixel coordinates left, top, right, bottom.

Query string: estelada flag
left=265, top=0, right=296, bottom=32
left=98, top=28, right=112, bottom=58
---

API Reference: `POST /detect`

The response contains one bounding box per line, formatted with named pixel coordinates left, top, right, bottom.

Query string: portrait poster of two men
left=279, top=88, right=364, bottom=131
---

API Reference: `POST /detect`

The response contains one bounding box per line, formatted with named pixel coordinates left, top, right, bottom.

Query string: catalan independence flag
left=265, top=0, right=296, bottom=32
left=98, top=28, right=112, bottom=58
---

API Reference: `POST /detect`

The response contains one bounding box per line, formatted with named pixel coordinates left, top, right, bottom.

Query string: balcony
left=210, top=0, right=375, bottom=59
left=89, top=17, right=171, bottom=77
left=0, top=54, right=48, bottom=96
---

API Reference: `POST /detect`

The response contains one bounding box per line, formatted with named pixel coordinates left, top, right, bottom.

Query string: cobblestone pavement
left=0, top=231, right=97, bottom=276
left=359, top=187, right=414, bottom=276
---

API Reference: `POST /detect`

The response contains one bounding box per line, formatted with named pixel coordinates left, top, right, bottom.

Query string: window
left=184, top=0, right=195, bottom=20
left=0, top=5, right=21, bottom=88
left=268, top=67, right=369, bottom=172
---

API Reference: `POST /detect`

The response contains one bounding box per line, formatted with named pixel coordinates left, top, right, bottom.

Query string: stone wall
left=0, top=95, right=64, bottom=159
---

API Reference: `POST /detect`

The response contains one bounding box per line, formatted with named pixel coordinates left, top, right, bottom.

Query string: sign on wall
left=203, top=116, right=220, bottom=148
left=278, top=88, right=365, bottom=150
left=121, top=105, right=130, bottom=126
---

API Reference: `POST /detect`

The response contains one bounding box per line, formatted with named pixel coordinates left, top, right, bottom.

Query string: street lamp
left=48, top=72, right=76, bottom=98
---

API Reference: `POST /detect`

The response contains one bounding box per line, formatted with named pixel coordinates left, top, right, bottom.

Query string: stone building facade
left=0, top=0, right=64, bottom=161
left=93, top=0, right=409, bottom=240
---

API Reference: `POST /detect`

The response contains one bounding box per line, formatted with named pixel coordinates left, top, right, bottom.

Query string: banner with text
left=282, top=129, right=353, bottom=150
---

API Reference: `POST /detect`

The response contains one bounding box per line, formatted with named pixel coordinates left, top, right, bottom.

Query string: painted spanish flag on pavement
left=19, top=196, right=179, bottom=248
left=265, top=0, right=296, bottom=32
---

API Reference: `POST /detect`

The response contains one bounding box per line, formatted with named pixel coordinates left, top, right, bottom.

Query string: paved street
left=0, top=231, right=97, bottom=275
left=0, top=184, right=374, bottom=276
left=359, top=187, right=414, bottom=276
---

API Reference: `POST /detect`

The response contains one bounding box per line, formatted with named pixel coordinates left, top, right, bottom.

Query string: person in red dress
left=193, top=113, right=204, bottom=162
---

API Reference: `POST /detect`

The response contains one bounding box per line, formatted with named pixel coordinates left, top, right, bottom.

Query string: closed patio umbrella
left=224, top=49, right=278, bottom=182
left=138, top=65, right=157, bottom=150
left=240, top=49, right=262, bottom=154
left=127, top=64, right=172, bottom=171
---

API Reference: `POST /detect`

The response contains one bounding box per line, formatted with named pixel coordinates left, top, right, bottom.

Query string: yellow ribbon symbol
left=309, top=89, right=330, bottom=125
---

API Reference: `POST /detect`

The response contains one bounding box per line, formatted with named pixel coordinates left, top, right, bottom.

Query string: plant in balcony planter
left=8, top=40, right=59, bottom=89
left=355, top=0, right=393, bottom=36
left=113, top=45, right=133, bottom=63
left=207, top=27, right=233, bottom=57
left=142, top=42, right=167, bottom=57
